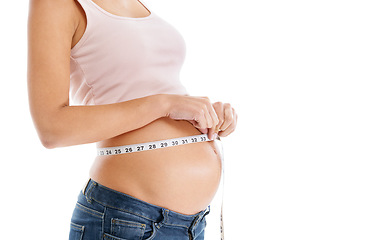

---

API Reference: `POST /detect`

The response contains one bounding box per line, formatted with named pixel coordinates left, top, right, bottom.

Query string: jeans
left=69, top=179, right=210, bottom=240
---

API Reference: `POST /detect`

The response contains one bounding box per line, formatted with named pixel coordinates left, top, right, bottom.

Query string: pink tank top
left=70, top=0, right=189, bottom=105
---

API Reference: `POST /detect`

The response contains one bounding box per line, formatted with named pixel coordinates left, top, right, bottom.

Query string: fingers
left=205, top=105, right=219, bottom=140
left=210, top=102, right=224, bottom=138
left=219, top=108, right=237, bottom=137
left=212, top=102, right=238, bottom=138
left=219, top=103, right=233, bottom=131
left=199, top=97, right=219, bottom=139
left=213, top=102, right=224, bottom=126
left=167, top=95, right=225, bottom=137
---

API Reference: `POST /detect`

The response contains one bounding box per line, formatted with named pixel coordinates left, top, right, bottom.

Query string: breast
left=90, top=117, right=223, bottom=215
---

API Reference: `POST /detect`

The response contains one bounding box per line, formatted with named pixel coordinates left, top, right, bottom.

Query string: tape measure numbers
left=97, top=133, right=214, bottom=156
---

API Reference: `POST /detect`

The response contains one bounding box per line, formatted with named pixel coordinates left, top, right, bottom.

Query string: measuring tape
left=97, top=133, right=215, bottom=156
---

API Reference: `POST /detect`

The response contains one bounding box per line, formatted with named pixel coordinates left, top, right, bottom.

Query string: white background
left=1, top=0, right=370, bottom=239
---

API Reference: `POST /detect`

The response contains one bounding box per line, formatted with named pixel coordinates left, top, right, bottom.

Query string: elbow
left=38, top=130, right=60, bottom=149
left=40, top=135, right=57, bottom=149
left=36, top=121, right=64, bottom=149
left=37, top=124, right=75, bottom=149
left=30, top=108, right=68, bottom=149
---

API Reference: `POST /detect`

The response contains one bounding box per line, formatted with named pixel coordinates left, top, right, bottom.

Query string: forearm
left=39, top=94, right=168, bottom=148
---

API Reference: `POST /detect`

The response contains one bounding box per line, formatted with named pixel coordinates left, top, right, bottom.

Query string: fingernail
left=212, top=133, right=218, bottom=140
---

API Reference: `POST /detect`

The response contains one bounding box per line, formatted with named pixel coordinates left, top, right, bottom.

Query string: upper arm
left=27, top=0, right=78, bottom=134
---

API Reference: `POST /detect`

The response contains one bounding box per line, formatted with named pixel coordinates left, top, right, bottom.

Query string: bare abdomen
left=89, top=117, right=222, bottom=215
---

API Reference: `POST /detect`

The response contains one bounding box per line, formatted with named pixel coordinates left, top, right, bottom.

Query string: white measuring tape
left=97, top=133, right=214, bottom=156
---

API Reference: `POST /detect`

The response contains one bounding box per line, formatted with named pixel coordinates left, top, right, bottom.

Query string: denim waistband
left=82, top=178, right=210, bottom=230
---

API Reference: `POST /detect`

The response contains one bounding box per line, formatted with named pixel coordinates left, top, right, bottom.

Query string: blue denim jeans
left=69, top=179, right=210, bottom=240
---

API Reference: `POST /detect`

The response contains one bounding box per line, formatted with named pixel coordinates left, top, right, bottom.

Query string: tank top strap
left=75, top=0, right=97, bottom=16
left=75, top=0, right=115, bottom=21
left=76, top=0, right=155, bottom=20
left=137, top=0, right=152, bottom=13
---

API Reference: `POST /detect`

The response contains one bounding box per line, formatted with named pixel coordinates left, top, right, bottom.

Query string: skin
left=28, top=0, right=237, bottom=215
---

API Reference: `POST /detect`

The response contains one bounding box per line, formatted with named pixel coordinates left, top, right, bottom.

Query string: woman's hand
left=209, top=102, right=238, bottom=139
left=164, top=94, right=220, bottom=138
left=164, top=94, right=237, bottom=141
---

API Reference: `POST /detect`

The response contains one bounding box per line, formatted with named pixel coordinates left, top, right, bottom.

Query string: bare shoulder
left=28, top=0, right=79, bottom=33
left=28, top=0, right=79, bottom=14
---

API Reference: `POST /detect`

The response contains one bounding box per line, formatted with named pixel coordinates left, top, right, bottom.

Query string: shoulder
left=29, top=0, right=78, bottom=12
left=28, top=0, right=79, bottom=28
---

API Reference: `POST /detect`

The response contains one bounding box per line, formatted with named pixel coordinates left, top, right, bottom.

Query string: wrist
left=150, top=94, right=171, bottom=118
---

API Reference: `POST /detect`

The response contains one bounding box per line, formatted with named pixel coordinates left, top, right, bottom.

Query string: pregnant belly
left=89, top=117, right=222, bottom=215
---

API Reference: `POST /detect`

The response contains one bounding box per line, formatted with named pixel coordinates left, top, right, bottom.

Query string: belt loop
left=155, top=209, right=168, bottom=230
left=189, top=209, right=207, bottom=239
left=82, top=178, right=91, bottom=195
left=161, top=209, right=169, bottom=224
left=205, top=205, right=210, bottom=215
left=82, top=178, right=96, bottom=204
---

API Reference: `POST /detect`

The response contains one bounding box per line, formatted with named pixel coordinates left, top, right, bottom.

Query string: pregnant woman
left=27, top=0, right=237, bottom=239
